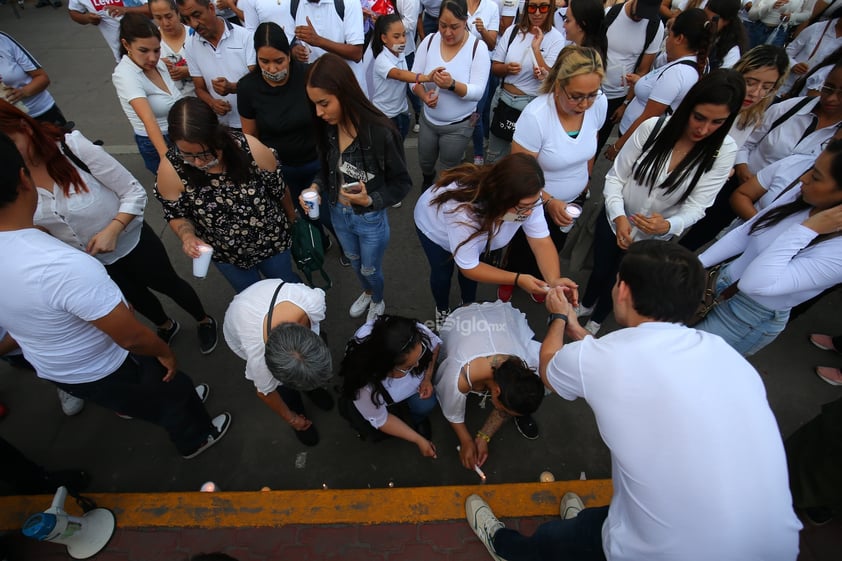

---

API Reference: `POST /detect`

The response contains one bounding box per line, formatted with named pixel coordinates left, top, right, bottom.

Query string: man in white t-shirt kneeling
left=466, top=240, right=801, bottom=561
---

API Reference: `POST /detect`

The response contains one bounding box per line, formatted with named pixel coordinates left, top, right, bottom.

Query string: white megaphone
left=21, top=486, right=116, bottom=559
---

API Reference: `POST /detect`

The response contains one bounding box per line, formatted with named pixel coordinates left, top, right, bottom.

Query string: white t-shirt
left=160, top=25, right=197, bottom=97
left=294, top=0, right=365, bottom=63
left=467, top=0, right=500, bottom=40
left=413, top=181, right=550, bottom=269
left=112, top=55, right=182, bottom=137
left=68, top=0, right=148, bottom=62
left=603, top=5, right=664, bottom=99
left=351, top=321, right=442, bottom=428
left=373, top=48, right=409, bottom=118
left=435, top=302, right=540, bottom=423
left=223, top=280, right=326, bottom=396
left=513, top=92, right=607, bottom=201
left=604, top=116, right=738, bottom=239
left=620, top=55, right=698, bottom=134
left=545, top=322, right=801, bottom=561
left=412, top=33, right=491, bottom=125
left=183, top=19, right=255, bottom=129
left=0, top=229, right=128, bottom=383
left=491, top=26, right=566, bottom=96
left=492, top=0, right=519, bottom=18
left=239, top=0, right=297, bottom=40
left=0, top=32, right=56, bottom=118
left=33, top=131, right=147, bottom=266
left=397, top=0, right=420, bottom=57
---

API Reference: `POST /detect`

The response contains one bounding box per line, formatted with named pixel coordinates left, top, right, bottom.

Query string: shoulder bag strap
left=265, top=281, right=286, bottom=339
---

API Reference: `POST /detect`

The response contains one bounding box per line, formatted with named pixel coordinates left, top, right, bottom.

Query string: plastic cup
left=559, top=203, right=583, bottom=233
left=193, top=245, right=213, bottom=278
left=302, top=191, right=320, bottom=219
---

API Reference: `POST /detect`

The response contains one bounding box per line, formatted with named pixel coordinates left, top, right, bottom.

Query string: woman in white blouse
left=339, top=315, right=441, bottom=457
left=696, top=140, right=842, bottom=356
left=112, top=13, right=182, bottom=174
left=0, top=100, right=217, bottom=353
left=149, top=0, right=196, bottom=98
left=484, top=0, right=566, bottom=163
left=412, top=0, right=491, bottom=188
left=577, top=70, right=744, bottom=335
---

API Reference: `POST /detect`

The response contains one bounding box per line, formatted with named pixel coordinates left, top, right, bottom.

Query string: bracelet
left=476, top=430, right=491, bottom=443
left=622, top=98, right=631, bottom=105
left=448, top=79, right=457, bottom=92
left=514, top=272, right=521, bottom=288
left=112, top=217, right=128, bottom=227
left=415, top=72, right=422, bottom=84
left=547, top=313, right=568, bottom=326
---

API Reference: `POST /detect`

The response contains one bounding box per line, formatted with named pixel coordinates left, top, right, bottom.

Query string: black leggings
left=106, top=221, right=206, bottom=326
left=581, top=210, right=625, bottom=324
left=506, top=212, right=568, bottom=279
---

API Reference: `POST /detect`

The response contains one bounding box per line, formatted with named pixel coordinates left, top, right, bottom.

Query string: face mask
left=391, top=42, right=406, bottom=54
left=262, top=67, right=289, bottom=83
left=501, top=212, right=527, bottom=222
left=194, top=157, right=219, bottom=172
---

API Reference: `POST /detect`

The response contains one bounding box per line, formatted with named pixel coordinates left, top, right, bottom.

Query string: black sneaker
left=514, top=414, right=539, bottom=440
left=183, top=412, right=231, bottom=459
left=804, top=506, right=834, bottom=526
left=339, top=254, right=351, bottom=267
left=157, top=319, right=180, bottom=345
left=295, top=423, right=319, bottom=446
left=198, top=317, right=218, bottom=355
left=305, top=387, right=334, bottom=411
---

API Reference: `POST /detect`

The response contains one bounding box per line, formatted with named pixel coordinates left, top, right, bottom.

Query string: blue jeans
left=492, top=506, right=608, bottom=561
left=406, top=391, right=437, bottom=423
left=472, top=72, right=495, bottom=157
left=405, top=52, right=422, bottom=118
left=135, top=133, right=170, bottom=175
left=416, top=228, right=477, bottom=312
left=695, top=266, right=790, bottom=356
left=214, top=250, right=301, bottom=293
left=330, top=204, right=390, bottom=303
left=746, top=19, right=787, bottom=48
left=392, top=112, right=410, bottom=140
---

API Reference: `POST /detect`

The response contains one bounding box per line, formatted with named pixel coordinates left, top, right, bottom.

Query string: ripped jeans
left=329, top=203, right=390, bottom=303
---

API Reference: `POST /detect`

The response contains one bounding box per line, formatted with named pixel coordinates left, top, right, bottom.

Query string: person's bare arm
left=257, top=389, right=314, bottom=430
left=4, top=69, right=50, bottom=103
left=69, top=8, right=102, bottom=26
left=0, top=332, right=21, bottom=356
left=730, top=176, right=768, bottom=220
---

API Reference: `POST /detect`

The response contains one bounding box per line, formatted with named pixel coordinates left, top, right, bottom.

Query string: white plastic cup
left=559, top=203, right=583, bottom=233
left=193, top=245, right=214, bottom=278
left=302, top=191, right=320, bottom=219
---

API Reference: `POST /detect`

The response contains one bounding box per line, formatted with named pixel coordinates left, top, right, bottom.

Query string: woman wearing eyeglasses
left=413, top=152, right=579, bottom=326
left=483, top=0, right=566, bottom=164
left=577, top=70, right=744, bottom=335
left=495, top=47, right=605, bottom=303
left=605, top=8, right=711, bottom=161
left=339, top=315, right=441, bottom=457
left=155, top=97, right=301, bottom=293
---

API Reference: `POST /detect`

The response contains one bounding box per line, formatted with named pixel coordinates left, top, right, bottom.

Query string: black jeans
left=506, top=212, right=568, bottom=279
left=54, top=354, right=213, bottom=456
left=493, top=506, right=609, bottom=561
left=106, top=221, right=206, bottom=326
left=679, top=174, right=740, bottom=252
left=581, top=210, right=625, bottom=324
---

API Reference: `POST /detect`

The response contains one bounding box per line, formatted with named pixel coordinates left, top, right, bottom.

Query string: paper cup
left=302, top=191, right=320, bottom=219
left=193, top=245, right=214, bottom=278
left=559, top=203, right=583, bottom=233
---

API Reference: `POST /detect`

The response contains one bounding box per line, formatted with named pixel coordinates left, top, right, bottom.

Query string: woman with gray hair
left=223, top=279, right=334, bottom=446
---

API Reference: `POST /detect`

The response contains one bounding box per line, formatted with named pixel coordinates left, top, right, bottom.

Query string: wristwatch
left=547, top=313, right=568, bottom=325
left=448, top=80, right=457, bottom=92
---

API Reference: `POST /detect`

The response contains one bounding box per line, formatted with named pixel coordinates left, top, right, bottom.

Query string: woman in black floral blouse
left=155, top=97, right=300, bottom=293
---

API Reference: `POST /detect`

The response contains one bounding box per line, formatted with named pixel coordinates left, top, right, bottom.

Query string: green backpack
left=291, top=217, right=331, bottom=290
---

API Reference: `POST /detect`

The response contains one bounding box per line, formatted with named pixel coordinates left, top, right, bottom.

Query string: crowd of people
left=2, top=0, right=842, bottom=557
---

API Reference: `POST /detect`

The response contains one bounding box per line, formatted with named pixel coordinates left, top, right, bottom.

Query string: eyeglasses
left=513, top=196, right=545, bottom=214
left=177, top=147, right=217, bottom=163
left=820, top=84, right=842, bottom=97
left=394, top=342, right=427, bottom=375
left=744, top=77, right=776, bottom=94
left=526, top=3, right=551, bottom=13
left=561, top=87, right=603, bottom=104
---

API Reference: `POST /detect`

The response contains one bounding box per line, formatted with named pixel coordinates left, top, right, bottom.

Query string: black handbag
left=490, top=100, right=523, bottom=142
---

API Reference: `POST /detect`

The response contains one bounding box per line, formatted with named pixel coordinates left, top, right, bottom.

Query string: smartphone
left=341, top=181, right=362, bottom=194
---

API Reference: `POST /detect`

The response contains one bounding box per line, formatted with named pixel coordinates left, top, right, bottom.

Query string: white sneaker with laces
left=349, top=292, right=372, bottom=318
left=575, top=303, right=594, bottom=317
left=57, top=388, right=84, bottom=416
left=367, top=300, right=386, bottom=322
left=466, top=494, right=506, bottom=561
left=584, top=320, right=601, bottom=335
left=560, top=492, right=585, bottom=519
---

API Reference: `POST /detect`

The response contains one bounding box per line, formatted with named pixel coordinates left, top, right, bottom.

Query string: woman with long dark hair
left=696, top=140, right=842, bottom=355
left=339, top=315, right=441, bottom=457
left=155, top=96, right=300, bottom=293
left=605, top=8, right=712, bottom=161
left=301, top=53, right=412, bottom=322
left=704, top=0, right=749, bottom=69
left=413, top=152, right=578, bottom=325
left=578, top=69, right=745, bottom=335
left=562, top=0, right=606, bottom=60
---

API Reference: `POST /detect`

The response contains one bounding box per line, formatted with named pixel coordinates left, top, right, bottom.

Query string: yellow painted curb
left=0, top=480, right=612, bottom=530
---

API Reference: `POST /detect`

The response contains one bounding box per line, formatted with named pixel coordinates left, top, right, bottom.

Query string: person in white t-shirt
left=178, top=0, right=256, bottom=129
left=484, top=0, right=566, bottom=163
left=467, top=240, right=801, bottom=561
left=150, top=0, right=197, bottom=97
left=0, top=132, right=231, bottom=460
left=291, top=0, right=366, bottom=65
left=239, top=0, right=297, bottom=40
left=339, top=315, right=441, bottom=456
left=0, top=32, right=67, bottom=126
left=68, top=0, right=151, bottom=63
left=223, top=279, right=334, bottom=446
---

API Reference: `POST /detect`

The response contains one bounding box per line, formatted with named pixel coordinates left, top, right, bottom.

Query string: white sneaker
left=57, top=388, right=84, bottom=416
left=574, top=303, right=594, bottom=317
left=413, top=123, right=420, bottom=133
left=367, top=300, right=386, bottom=322
left=584, top=320, right=601, bottom=335
left=560, top=492, right=585, bottom=519
left=349, top=292, right=372, bottom=318
left=465, top=494, right=506, bottom=561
